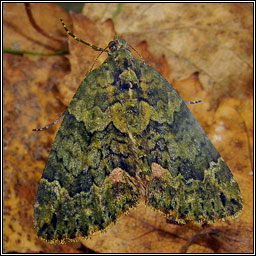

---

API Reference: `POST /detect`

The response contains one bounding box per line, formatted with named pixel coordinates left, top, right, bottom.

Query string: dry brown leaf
left=3, top=2, right=253, bottom=254
left=3, top=3, right=69, bottom=53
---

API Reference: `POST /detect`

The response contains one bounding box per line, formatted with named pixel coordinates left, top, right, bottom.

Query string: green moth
left=34, top=19, right=243, bottom=243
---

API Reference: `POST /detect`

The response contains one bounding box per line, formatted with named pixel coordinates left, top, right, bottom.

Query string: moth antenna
left=184, top=99, right=202, bottom=104
left=60, top=18, right=109, bottom=52
left=128, top=44, right=145, bottom=63
left=32, top=111, right=66, bottom=132
left=89, top=45, right=109, bottom=72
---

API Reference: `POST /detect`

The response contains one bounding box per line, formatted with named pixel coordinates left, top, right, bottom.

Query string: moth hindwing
left=34, top=23, right=243, bottom=243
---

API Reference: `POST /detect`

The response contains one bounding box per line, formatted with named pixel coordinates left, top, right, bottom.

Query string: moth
left=34, top=18, right=243, bottom=242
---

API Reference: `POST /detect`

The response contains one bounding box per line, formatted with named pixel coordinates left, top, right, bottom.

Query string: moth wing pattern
left=141, top=65, right=243, bottom=224
left=34, top=39, right=242, bottom=242
left=33, top=62, right=141, bottom=242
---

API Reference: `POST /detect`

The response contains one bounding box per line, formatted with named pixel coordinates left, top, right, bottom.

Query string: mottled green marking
left=34, top=24, right=243, bottom=243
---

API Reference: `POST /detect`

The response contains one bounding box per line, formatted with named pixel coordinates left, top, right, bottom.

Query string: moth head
left=108, top=39, right=130, bottom=52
